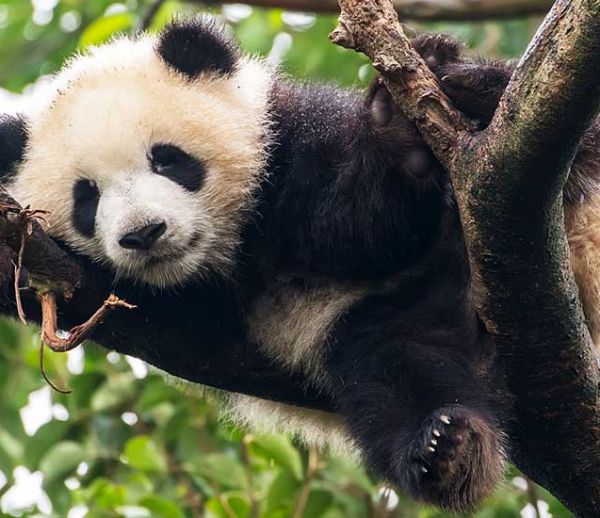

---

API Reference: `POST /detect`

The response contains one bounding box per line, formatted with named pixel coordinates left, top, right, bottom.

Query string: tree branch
left=0, top=189, right=330, bottom=411
left=0, top=189, right=83, bottom=292
left=332, top=0, right=600, bottom=515
left=330, top=0, right=473, bottom=164
left=461, top=1, right=600, bottom=512
left=198, top=0, right=553, bottom=21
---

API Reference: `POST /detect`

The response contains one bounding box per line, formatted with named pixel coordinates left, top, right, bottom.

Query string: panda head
left=0, top=17, right=272, bottom=288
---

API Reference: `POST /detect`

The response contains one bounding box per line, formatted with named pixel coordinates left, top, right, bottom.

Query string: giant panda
left=0, top=18, right=598, bottom=512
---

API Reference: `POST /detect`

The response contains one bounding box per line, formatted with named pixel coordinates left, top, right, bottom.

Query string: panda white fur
left=1, top=19, right=599, bottom=512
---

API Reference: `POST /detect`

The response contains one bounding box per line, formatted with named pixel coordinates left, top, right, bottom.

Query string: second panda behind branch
left=0, top=19, right=598, bottom=511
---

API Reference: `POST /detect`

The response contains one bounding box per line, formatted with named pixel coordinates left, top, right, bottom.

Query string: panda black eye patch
left=73, top=178, right=100, bottom=238
left=150, top=144, right=205, bottom=192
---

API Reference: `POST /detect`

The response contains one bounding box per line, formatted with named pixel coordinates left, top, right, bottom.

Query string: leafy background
left=0, top=1, right=573, bottom=516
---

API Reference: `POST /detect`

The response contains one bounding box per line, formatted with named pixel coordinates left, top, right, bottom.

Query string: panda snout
left=119, top=222, right=167, bottom=251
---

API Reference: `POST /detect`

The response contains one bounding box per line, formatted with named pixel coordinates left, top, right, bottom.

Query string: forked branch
left=332, top=0, right=600, bottom=515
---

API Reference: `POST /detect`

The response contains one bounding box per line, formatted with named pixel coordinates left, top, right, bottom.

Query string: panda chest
left=245, top=277, right=366, bottom=379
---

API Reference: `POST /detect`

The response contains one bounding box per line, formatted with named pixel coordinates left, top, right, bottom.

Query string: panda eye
left=73, top=178, right=100, bottom=238
left=74, top=178, right=99, bottom=203
left=150, top=143, right=205, bottom=192
left=151, top=144, right=186, bottom=169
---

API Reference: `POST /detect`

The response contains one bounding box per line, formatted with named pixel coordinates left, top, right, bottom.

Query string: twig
left=292, top=447, right=320, bottom=518
left=241, top=435, right=260, bottom=518
left=40, top=292, right=135, bottom=352
left=219, top=495, right=238, bottom=518
left=13, top=230, right=26, bottom=324
left=166, top=450, right=204, bottom=516
left=139, top=0, right=167, bottom=32
left=525, top=477, right=542, bottom=518
left=8, top=206, right=51, bottom=324
left=38, top=292, right=135, bottom=393
left=39, top=336, right=71, bottom=394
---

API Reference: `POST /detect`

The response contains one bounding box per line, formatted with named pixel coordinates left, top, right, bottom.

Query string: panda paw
left=404, top=405, right=505, bottom=511
left=411, top=33, right=464, bottom=70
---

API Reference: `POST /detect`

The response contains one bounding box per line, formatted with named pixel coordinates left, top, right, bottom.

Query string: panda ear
left=0, top=115, right=28, bottom=181
left=157, top=17, right=240, bottom=79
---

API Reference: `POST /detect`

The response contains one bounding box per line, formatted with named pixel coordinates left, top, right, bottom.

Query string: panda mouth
left=144, top=250, right=186, bottom=267
left=136, top=230, right=203, bottom=268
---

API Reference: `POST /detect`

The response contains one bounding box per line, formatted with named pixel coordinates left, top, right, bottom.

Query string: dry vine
left=0, top=193, right=135, bottom=393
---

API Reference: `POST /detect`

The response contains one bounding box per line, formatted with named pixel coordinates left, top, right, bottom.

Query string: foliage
left=0, top=1, right=573, bottom=516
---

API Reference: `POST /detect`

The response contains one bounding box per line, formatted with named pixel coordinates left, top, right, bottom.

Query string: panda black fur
left=0, top=19, right=599, bottom=511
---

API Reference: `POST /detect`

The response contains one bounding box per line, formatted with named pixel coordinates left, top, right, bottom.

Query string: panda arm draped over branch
left=0, top=19, right=599, bottom=512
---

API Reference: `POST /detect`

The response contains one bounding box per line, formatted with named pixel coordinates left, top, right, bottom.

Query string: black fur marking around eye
left=157, top=18, right=239, bottom=78
left=0, top=115, right=28, bottom=182
left=73, top=179, right=100, bottom=238
left=150, top=144, right=206, bottom=192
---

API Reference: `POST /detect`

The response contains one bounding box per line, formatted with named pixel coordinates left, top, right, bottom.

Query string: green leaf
left=251, top=435, right=303, bottom=480
left=139, top=495, right=185, bottom=518
left=85, top=477, right=128, bottom=510
left=91, top=373, right=137, bottom=413
left=40, top=440, right=85, bottom=484
left=124, top=435, right=168, bottom=472
left=206, top=493, right=251, bottom=518
left=266, top=471, right=301, bottom=516
left=188, top=453, right=247, bottom=491
left=24, top=420, right=71, bottom=469
left=304, top=489, right=334, bottom=516
left=0, top=425, right=24, bottom=462
left=79, top=13, right=135, bottom=49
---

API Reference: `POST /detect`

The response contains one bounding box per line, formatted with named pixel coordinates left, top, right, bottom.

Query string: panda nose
left=119, top=222, right=167, bottom=250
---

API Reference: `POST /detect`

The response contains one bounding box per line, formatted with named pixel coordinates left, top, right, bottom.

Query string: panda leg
left=327, top=340, right=506, bottom=511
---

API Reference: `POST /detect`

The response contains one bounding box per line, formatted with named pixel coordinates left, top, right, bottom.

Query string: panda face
left=6, top=19, right=272, bottom=288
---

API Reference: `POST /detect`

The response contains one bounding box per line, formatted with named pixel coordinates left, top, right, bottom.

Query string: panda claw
left=433, top=429, right=441, bottom=437
left=421, top=466, right=428, bottom=474
left=428, top=446, right=436, bottom=453
left=430, top=439, right=438, bottom=446
left=440, top=415, right=451, bottom=425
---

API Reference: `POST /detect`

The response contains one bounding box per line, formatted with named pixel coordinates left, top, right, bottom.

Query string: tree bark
left=331, top=0, right=600, bottom=515
left=198, top=0, right=553, bottom=21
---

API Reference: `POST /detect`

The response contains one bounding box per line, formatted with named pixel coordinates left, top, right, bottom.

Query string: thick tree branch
left=0, top=189, right=330, bottom=411
left=461, top=1, right=600, bottom=512
left=0, top=189, right=83, bottom=292
left=332, top=0, right=600, bottom=515
left=198, top=0, right=553, bottom=21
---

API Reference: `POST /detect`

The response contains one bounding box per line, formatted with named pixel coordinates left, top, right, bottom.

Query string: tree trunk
left=331, top=0, right=600, bottom=515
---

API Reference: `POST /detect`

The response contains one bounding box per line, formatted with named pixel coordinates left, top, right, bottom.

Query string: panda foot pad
left=406, top=405, right=503, bottom=510
left=418, top=407, right=475, bottom=482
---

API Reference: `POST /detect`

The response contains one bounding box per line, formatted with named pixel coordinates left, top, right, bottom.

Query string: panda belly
left=566, top=194, right=600, bottom=348
left=246, top=275, right=368, bottom=383
left=224, top=276, right=370, bottom=452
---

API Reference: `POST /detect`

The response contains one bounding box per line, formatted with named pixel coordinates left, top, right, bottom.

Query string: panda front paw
left=437, top=62, right=512, bottom=125
left=411, top=33, right=464, bottom=70
left=403, top=405, right=506, bottom=511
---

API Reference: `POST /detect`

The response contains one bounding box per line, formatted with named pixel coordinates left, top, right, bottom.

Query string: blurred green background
left=0, top=1, right=573, bottom=517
